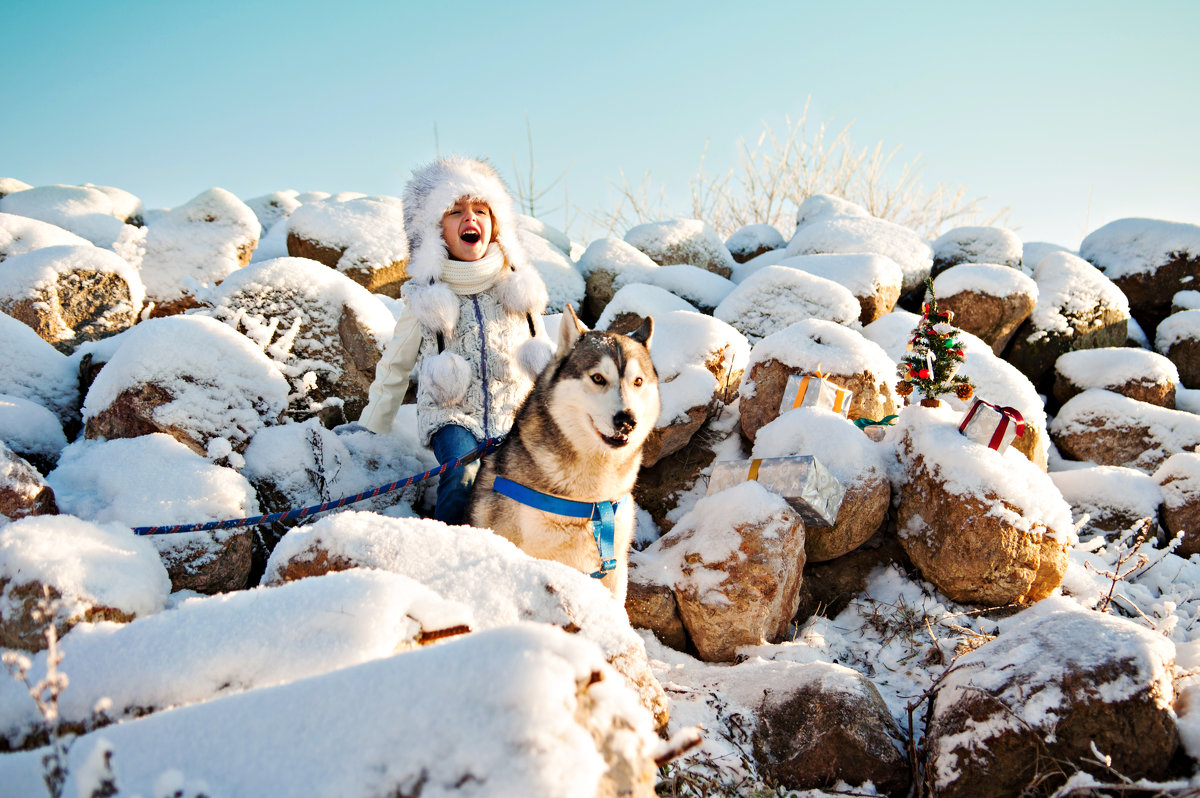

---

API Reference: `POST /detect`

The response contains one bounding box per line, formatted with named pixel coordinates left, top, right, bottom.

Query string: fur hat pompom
left=495, top=262, right=549, bottom=319
left=420, top=351, right=471, bottom=406
left=517, top=335, right=556, bottom=380
left=406, top=281, right=461, bottom=339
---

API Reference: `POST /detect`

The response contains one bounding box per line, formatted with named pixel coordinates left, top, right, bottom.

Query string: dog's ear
left=557, top=304, right=587, bottom=357
left=626, top=315, right=653, bottom=351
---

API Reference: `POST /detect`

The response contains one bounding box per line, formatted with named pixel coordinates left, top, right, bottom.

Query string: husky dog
left=468, top=304, right=660, bottom=603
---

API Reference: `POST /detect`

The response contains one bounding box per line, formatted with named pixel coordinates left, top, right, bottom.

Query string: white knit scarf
left=440, top=243, right=506, bottom=295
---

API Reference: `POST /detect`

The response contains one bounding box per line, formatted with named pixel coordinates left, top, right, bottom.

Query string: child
left=359, top=156, right=553, bottom=525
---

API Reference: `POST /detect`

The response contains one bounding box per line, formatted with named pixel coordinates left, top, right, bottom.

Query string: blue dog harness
left=491, top=476, right=628, bottom=579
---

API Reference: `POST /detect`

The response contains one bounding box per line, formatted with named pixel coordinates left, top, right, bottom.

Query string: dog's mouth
left=597, top=428, right=630, bottom=448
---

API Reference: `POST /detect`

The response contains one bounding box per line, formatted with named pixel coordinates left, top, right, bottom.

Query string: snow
left=931, top=225, right=1022, bottom=268
left=0, top=243, right=146, bottom=313
left=0, top=393, right=67, bottom=463
left=517, top=213, right=573, bottom=256
left=932, top=261, right=1037, bottom=300
left=579, top=238, right=735, bottom=310
left=1156, top=308, right=1200, bottom=350
left=784, top=215, right=933, bottom=295
left=243, top=189, right=300, bottom=235
left=639, top=309, right=749, bottom=426
left=595, top=283, right=698, bottom=330
left=1051, top=388, right=1200, bottom=473
left=576, top=236, right=658, bottom=278
left=741, top=317, right=895, bottom=401
left=250, top=216, right=292, bottom=262
left=753, top=252, right=905, bottom=305
left=714, top=264, right=861, bottom=342
left=1175, top=290, right=1200, bottom=312
left=1154, top=452, right=1200, bottom=513
left=724, top=223, right=784, bottom=260
left=0, top=184, right=145, bottom=257
left=1050, top=465, right=1163, bottom=530
left=284, top=195, right=407, bottom=275
left=1055, top=346, right=1179, bottom=392
left=624, top=218, right=736, bottom=274
left=47, top=434, right=259, bottom=526
left=519, top=227, right=585, bottom=313
left=0, top=211, right=91, bottom=259
left=1026, top=251, right=1129, bottom=338
left=750, top=407, right=887, bottom=486
left=0, top=311, right=80, bottom=424
left=81, top=314, right=290, bottom=452
left=793, top=193, right=872, bottom=228
left=1080, top=217, right=1200, bottom=279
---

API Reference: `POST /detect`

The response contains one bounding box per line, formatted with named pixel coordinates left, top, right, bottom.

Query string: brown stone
left=795, top=528, right=912, bottom=622
left=0, top=443, right=57, bottom=521
left=640, top=405, right=707, bottom=468
left=625, top=561, right=687, bottom=651
left=0, top=580, right=134, bottom=653
left=625, top=219, right=735, bottom=279
left=1050, top=390, right=1200, bottom=474
left=151, top=529, right=254, bottom=594
left=286, top=231, right=408, bottom=298
left=84, top=383, right=205, bottom=455
left=1052, top=348, right=1177, bottom=409
left=2, top=270, right=138, bottom=353
left=939, top=287, right=1035, bottom=356
left=1163, top=335, right=1200, bottom=390
left=633, top=417, right=731, bottom=534
left=146, top=294, right=204, bottom=319
left=806, top=473, right=889, bottom=563
left=1106, top=252, right=1200, bottom=340
left=1156, top=452, right=1200, bottom=558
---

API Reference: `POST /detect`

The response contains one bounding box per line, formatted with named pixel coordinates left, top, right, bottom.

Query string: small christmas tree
left=896, top=279, right=975, bottom=405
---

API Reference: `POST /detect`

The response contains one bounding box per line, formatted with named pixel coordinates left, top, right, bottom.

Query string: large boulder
left=82, top=314, right=289, bottom=456
left=285, top=195, right=408, bottom=297
left=725, top=223, right=784, bottom=264
left=714, top=264, right=860, bottom=343
left=0, top=441, right=57, bottom=522
left=923, top=598, right=1178, bottom=796
left=0, top=183, right=145, bottom=258
left=786, top=213, right=933, bottom=299
left=933, top=263, right=1037, bottom=356
left=577, top=237, right=668, bottom=323
left=0, top=211, right=91, bottom=262
left=0, top=244, right=144, bottom=352
left=1081, top=217, right=1200, bottom=339
left=759, top=251, right=904, bottom=325
left=0, top=312, right=81, bottom=431
left=1005, top=251, right=1130, bottom=391
left=0, top=178, right=32, bottom=199
left=0, top=516, right=169, bottom=651
left=1155, top=308, right=1200, bottom=389
left=1051, top=465, right=1163, bottom=542
left=244, top=190, right=301, bottom=237
left=1050, top=389, right=1200, bottom=474
left=624, top=558, right=688, bottom=651
left=930, top=225, right=1022, bottom=276
left=1053, top=346, right=1178, bottom=409
left=637, top=482, right=806, bottom=662
left=625, top=218, right=735, bottom=278
left=1154, top=452, right=1200, bottom=557
left=739, top=318, right=898, bottom=442
left=519, top=227, right=585, bottom=314
left=202, top=256, right=394, bottom=423
left=0, top=394, right=66, bottom=475
left=894, top=405, right=1075, bottom=606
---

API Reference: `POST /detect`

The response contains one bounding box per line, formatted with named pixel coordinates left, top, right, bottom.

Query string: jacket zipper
left=472, top=295, right=490, bottom=438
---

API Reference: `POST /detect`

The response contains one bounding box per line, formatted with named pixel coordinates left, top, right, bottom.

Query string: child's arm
left=359, top=309, right=422, bottom=434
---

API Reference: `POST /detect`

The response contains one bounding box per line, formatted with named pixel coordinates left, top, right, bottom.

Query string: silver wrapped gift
left=705, top=455, right=846, bottom=526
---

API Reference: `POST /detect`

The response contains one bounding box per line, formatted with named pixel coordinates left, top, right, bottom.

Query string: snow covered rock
left=0, top=178, right=32, bottom=199
left=1050, top=389, right=1200, bottom=474
left=1054, top=346, right=1178, bottom=410
left=785, top=214, right=933, bottom=299
left=752, top=408, right=890, bottom=562
left=625, top=218, right=735, bottom=278
left=1081, top=217, right=1200, bottom=338
left=894, top=405, right=1074, bottom=606
left=725, top=223, right=784, bottom=263
left=578, top=237, right=665, bottom=322
left=0, top=440, right=57, bottom=523
left=923, top=598, right=1178, bottom=796
left=638, top=482, right=806, bottom=662
left=753, top=660, right=910, bottom=795
left=714, top=264, right=860, bottom=342
left=624, top=559, right=687, bottom=651
left=261, top=511, right=669, bottom=730
left=756, top=251, right=904, bottom=325
left=930, top=225, right=1022, bottom=276
left=0, top=568, right=472, bottom=751
left=82, top=314, right=289, bottom=456
left=0, top=516, right=169, bottom=651
left=0, top=624, right=660, bottom=798
left=0, top=312, right=80, bottom=430
left=595, top=282, right=698, bottom=332
left=243, top=189, right=300, bottom=236
left=1155, top=452, right=1200, bottom=558
left=793, top=193, right=873, bottom=228
left=739, top=319, right=898, bottom=442
left=0, top=244, right=144, bottom=352
left=0, top=183, right=145, bottom=257
left=517, top=213, right=573, bottom=255
left=203, top=256, right=393, bottom=423
left=1005, top=251, right=1130, bottom=389
left=519, top=227, right=585, bottom=313
left=1155, top=308, right=1200, bottom=389
left=138, top=187, right=260, bottom=316
left=0, top=393, right=67, bottom=474
left=933, top=263, right=1037, bottom=355
left=1051, top=465, right=1163, bottom=542
left=0, top=211, right=91, bottom=262
left=285, top=195, right=408, bottom=297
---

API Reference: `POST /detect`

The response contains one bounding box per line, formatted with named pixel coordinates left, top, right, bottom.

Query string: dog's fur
left=468, top=305, right=660, bottom=603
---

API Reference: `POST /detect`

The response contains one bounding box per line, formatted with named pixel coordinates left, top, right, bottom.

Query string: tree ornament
left=894, top=278, right=976, bottom=404
left=955, top=382, right=974, bottom=401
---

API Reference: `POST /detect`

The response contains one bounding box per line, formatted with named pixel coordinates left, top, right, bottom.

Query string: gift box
left=706, top=455, right=845, bottom=526
left=957, top=399, right=1025, bottom=453
left=854, top=414, right=897, bottom=443
left=779, top=373, right=853, bottom=418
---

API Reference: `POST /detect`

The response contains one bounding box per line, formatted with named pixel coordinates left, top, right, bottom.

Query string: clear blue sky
left=7, top=0, right=1198, bottom=247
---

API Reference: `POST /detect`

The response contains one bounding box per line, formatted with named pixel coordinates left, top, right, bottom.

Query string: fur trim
left=494, top=262, right=549, bottom=318
left=517, top=336, right=556, bottom=380
left=405, top=281, right=460, bottom=339
left=420, top=351, right=471, bottom=406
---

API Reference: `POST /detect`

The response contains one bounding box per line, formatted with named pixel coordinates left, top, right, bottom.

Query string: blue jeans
left=429, top=424, right=481, bottom=526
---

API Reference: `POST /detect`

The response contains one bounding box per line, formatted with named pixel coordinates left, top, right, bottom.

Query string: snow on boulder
left=893, top=404, right=1074, bottom=606
left=933, top=262, right=1037, bottom=355
left=739, top=318, right=898, bottom=442
left=725, top=223, right=785, bottom=263
left=0, top=210, right=91, bottom=261
left=1174, top=289, right=1200, bottom=313
left=1022, top=241, right=1073, bottom=273
left=624, top=218, right=735, bottom=278
left=577, top=237, right=662, bottom=322
left=0, top=440, right=57, bottom=523
left=0, top=244, right=144, bottom=352
left=785, top=214, right=933, bottom=298
left=770, top=251, right=903, bottom=325
left=0, top=568, right=472, bottom=751
left=1051, top=465, right=1162, bottom=541
left=1050, top=388, right=1200, bottom=474
left=595, top=283, right=698, bottom=332
left=0, top=624, right=660, bottom=798
left=1155, top=308, right=1200, bottom=389
left=138, top=187, right=260, bottom=315
left=202, top=256, right=393, bottom=424
left=1053, top=346, right=1178, bottom=409
left=1005, top=250, right=1130, bottom=390
left=0, top=515, right=169, bottom=651
left=0, top=312, right=80, bottom=429
left=0, top=393, right=67, bottom=474
left=636, top=481, right=805, bottom=663
left=82, top=314, right=289, bottom=456
left=0, top=177, right=32, bottom=199
left=714, top=264, right=860, bottom=343
left=930, top=224, right=1022, bottom=275
left=751, top=408, right=890, bottom=562
left=261, top=511, right=669, bottom=730
left=793, top=193, right=872, bottom=228
left=517, top=213, right=573, bottom=256
left=923, top=597, right=1178, bottom=795
left=0, top=183, right=146, bottom=260
left=1080, top=217, right=1200, bottom=337
left=285, top=195, right=408, bottom=298
left=519, top=227, right=584, bottom=313
left=243, top=189, right=300, bottom=236
left=1155, top=452, right=1200, bottom=558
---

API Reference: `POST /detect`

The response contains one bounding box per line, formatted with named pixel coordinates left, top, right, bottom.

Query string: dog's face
left=547, top=306, right=660, bottom=453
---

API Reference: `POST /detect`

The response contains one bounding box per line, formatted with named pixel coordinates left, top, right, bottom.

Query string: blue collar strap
left=491, top=476, right=626, bottom=578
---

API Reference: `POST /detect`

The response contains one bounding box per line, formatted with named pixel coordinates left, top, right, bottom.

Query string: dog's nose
left=613, top=410, right=636, bottom=435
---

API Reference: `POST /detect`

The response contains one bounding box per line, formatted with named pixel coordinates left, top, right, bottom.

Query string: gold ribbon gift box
left=779, top=373, right=853, bottom=418
left=706, top=455, right=846, bottom=527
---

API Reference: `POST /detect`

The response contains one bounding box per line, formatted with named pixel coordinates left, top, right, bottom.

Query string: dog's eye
left=591, top=373, right=606, bottom=386
left=633, top=377, right=643, bottom=387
